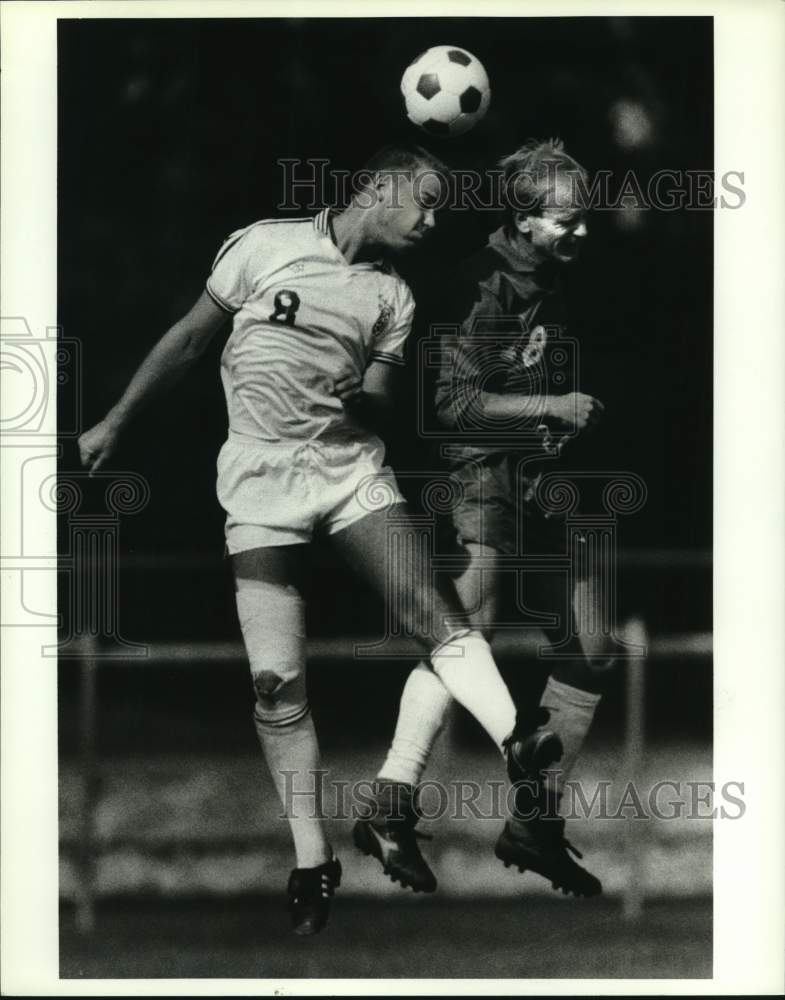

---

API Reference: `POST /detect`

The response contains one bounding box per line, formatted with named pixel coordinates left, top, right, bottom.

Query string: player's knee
left=253, top=669, right=287, bottom=701
left=587, top=653, right=617, bottom=674
left=235, top=580, right=307, bottom=725
left=556, top=646, right=617, bottom=695
left=247, top=645, right=304, bottom=719
left=252, top=671, right=309, bottom=730
left=580, top=634, right=623, bottom=674
left=251, top=648, right=307, bottom=724
left=247, top=645, right=303, bottom=708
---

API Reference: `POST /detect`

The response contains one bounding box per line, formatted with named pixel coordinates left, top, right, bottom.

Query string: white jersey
left=207, top=208, right=415, bottom=445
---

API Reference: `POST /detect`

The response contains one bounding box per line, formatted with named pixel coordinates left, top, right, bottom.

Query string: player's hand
left=333, top=372, right=364, bottom=407
left=78, top=419, right=120, bottom=474
left=547, top=392, right=604, bottom=432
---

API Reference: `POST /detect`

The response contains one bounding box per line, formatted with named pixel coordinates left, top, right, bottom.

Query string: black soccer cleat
left=286, top=855, right=342, bottom=935
left=352, top=782, right=437, bottom=894
left=495, top=817, right=602, bottom=898
left=503, top=707, right=564, bottom=823
left=504, top=706, right=564, bottom=786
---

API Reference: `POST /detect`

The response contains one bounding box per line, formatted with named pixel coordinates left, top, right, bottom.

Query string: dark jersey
left=434, top=226, right=575, bottom=467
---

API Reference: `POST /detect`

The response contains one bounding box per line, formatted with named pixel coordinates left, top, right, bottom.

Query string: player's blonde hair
left=499, top=138, right=588, bottom=218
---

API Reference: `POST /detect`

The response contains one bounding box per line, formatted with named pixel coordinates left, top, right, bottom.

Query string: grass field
left=58, top=735, right=712, bottom=981
left=60, top=896, right=711, bottom=980
left=60, top=741, right=712, bottom=909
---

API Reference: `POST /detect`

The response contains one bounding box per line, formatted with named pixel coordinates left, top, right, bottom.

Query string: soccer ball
left=401, top=46, right=491, bottom=138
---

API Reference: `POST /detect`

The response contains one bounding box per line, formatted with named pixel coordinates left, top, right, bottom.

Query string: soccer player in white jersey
left=78, top=144, right=561, bottom=935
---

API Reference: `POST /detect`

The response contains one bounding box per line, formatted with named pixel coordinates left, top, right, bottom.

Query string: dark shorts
left=448, top=453, right=565, bottom=557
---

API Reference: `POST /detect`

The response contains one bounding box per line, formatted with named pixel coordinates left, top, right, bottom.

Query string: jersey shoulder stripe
left=313, top=208, right=331, bottom=236
left=210, top=217, right=313, bottom=271
left=370, top=350, right=406, bottom=367
left=205, top=283, right=236, bottom=315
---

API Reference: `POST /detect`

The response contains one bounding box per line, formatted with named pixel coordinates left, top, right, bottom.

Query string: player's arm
left=333, top=359, right=401, bottom=433
left=78, top=291, right=228, bottom=472
left=440, top=353, right=604, bottom=433
left=435, top=285, right=603, bottom=433
left=476, top=389, right=604, bottom=431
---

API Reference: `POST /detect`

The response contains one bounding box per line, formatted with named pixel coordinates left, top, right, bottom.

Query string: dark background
left=57, top=17, right=712, bottom=748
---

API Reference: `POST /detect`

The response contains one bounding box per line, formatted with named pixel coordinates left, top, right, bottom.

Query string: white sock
left=254, top=710, right=331, bottom=869
left=430, top=631, right=516, bottom=754
left=540, top=676, right=601, bottom=797
left=378, top=662, right=452, bottom=786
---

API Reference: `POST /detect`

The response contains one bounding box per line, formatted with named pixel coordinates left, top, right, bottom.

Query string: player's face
left=522, top=176, right=589, bottom=264
left=375, top=167, right=442, bottom=251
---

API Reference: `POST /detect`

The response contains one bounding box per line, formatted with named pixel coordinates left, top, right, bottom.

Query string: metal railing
left=65, top=619, right=712, bottom=932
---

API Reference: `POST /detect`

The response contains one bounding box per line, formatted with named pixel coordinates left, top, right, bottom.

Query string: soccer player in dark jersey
left=78, top=144, right=563, bottom=935
left=354, top=139, right=615, bottom=898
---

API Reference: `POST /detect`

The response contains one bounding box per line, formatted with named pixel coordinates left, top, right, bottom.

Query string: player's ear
left=372, top=171, right=391, bottom=203
left=513, top=211, right=532, bottom=235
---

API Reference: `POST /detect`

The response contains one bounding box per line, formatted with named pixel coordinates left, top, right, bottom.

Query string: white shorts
left=217, top=432, right=405, bottom=553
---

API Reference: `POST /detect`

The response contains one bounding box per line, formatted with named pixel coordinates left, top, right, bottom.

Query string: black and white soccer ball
left=401, top=46, right=491, bottom=138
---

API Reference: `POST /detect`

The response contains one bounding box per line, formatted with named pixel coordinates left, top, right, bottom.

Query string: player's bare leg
left=333, top=508, right=515, bottom=737
left=231, top=544, right=341, bottom=935
left=357, top=541, right=504, bottom=890
left=396, top=541, right=566, bottom=893
left=495, top=566, right=610, bottom=897
left=375, top=542, right=503, bottom=782
left=333, top=511, right=561, bottom=890
left=545, top=571, right=612, bottom=791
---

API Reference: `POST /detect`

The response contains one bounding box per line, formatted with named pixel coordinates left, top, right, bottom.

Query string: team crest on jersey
left=500, top=324, right=548, bottom=370
left=373, top=298, right=394, bottom=336
left=520, top=324, right=548, bottom=367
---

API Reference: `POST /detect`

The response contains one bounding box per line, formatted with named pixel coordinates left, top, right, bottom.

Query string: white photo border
left=1, top=0, right=783, bottom=994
